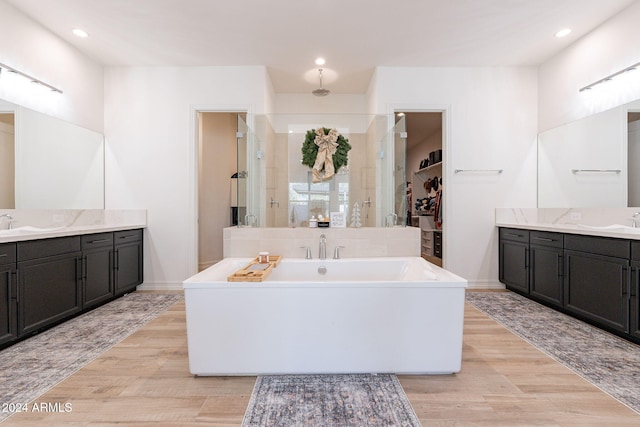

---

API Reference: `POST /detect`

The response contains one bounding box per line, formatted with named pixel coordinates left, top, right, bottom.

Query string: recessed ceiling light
left=72, top=28, right=89, bottom=38
left=315, top=57, right=326, bottom=66
left=555, top=28, right=571, bottom=38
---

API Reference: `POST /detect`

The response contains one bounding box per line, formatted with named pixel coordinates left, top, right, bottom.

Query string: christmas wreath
left=301, top=128, right=351, bottom=182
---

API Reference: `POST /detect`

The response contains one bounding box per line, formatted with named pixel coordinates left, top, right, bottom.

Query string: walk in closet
left=404, top=112, right=444, bottom=267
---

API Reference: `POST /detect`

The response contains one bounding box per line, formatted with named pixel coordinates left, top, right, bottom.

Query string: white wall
left=538, top=1, right=640, bottom=131
left=371, top=67, right=538, bottom=287
left=104, top=66, right=271, bottom=288
left=275, top=93, right=367, bottom=114
left=0, top=1, right=104, bottom=132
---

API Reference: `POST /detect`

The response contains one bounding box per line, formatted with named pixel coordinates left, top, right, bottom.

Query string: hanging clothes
left=434, top=189, right=443, bottom=228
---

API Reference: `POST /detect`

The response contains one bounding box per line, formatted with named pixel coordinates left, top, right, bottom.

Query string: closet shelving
left=415, top=161, right=442, bottom=175
left=412, top=161, right=443, bottom=267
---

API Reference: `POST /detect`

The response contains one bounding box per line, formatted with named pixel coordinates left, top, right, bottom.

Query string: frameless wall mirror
left=0, top=100, right=105, bottom=209
left=537, top=99, right=640, bottom=208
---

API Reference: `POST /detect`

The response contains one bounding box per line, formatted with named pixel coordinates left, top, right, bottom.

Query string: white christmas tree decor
left=350, top=202, right=362, bottom=228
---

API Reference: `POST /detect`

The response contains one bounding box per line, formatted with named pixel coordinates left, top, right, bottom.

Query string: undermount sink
left=0, top=226, right=65, bottom=235
left=577, top=224, right=640, bottom=233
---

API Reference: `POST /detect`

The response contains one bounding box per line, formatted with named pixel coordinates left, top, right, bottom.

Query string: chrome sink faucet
left=319, top=234, right=327, bottom=260
left=632, top=212, right=640, bottom=228
left=0, top=214, right=13, bottom=230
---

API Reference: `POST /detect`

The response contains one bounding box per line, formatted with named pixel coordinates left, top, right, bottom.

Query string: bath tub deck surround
left=183, top=256, right=467, bottom=375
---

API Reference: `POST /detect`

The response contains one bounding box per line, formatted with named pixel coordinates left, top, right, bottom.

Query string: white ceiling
left=5, top=0, right=637, bottom=93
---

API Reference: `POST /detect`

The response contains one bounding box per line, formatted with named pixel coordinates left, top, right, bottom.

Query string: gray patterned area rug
left=242, top=374, right=421, bottom=427
left=0, top=292, right=182, bottom=423
left=466, top=291, right=640, bottom=414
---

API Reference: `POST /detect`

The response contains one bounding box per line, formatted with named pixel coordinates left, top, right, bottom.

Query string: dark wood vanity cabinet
left=630, top=241, right=640, bottom=339
left=529, top=231, right=564, bottom=308
left=563, top=235, right=630, bottom=334
left=0, top=228, right=143, bottom=349
left=82, top=233, right=115, bottom=309
left=0, top=243, right=17, bottom=346
left=17, top=236, right=83, bottom=337
left=499, top=228, right=530, bottom=294
left=499, top=227, right=639, bottom=343
left=114, top=229, right=143, bottom=296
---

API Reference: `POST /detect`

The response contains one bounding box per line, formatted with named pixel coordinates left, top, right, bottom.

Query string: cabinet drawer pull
left=119, top=235, right=137, bottom=240
left=557, top=255, right=563, bottom=277
left=89, top=238, right=110, bottom=244
left=12, top=271, right=18, bottom=303
left=533, top=237, right=555, bottom=242
left=505, top=233, right=523, bottom=238
left=0, top=253, right=7, bottom=258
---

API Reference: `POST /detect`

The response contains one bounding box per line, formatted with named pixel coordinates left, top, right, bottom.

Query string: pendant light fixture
left=312, top=68, right=330, bottom=97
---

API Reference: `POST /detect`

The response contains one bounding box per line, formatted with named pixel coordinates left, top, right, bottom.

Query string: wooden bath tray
left=227, top=255, right=282, bottom=282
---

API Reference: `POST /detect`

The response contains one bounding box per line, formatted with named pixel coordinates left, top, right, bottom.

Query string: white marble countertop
left=495, top=221, right=640, bottom=240
left=0, top=209, right=146, bottom=244
left=496, top=208, right=640, bottom=240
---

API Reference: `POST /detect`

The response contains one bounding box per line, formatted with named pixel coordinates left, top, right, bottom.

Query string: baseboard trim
left=466, top=281, right=505, bottom=290
left=138, top=282, right=184, bottom=291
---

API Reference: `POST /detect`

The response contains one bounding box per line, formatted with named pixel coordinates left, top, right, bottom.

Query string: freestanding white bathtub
left=183, top=257, right=467, bottom=376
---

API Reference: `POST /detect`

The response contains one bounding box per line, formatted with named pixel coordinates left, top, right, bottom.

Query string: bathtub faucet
left=319, top=234, right=327, bottom=259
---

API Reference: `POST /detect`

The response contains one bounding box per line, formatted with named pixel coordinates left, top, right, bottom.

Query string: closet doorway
left=197, top=111, right=246, bottom=271
left=403, top=111, right=444, bottom=267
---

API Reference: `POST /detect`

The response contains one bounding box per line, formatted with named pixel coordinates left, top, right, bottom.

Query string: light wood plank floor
left=3, top=294, right=640, bottom=426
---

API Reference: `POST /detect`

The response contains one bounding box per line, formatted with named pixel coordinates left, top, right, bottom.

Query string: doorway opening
left=197, top=111, right=246, bottom=271
left=401, top=111, right=444, bottom=267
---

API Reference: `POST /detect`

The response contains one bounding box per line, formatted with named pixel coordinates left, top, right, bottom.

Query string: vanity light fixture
left=315, top=57, right=326, bottom=65
left=0, top=61, right=63, bottom=94
left=579, top=60, right=640, bottom=92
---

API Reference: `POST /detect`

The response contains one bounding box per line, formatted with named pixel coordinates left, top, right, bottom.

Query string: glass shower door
left=379, top=115, right=407, bottom=227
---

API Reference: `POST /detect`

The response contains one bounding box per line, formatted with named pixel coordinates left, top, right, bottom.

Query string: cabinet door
left=499, top=240, right=529, bottom=293
left=564, top=250, right=629, bottom=333
left=83, top=247, right=114, bottom=308
left=0, top=264, right=17, bottom=346
left=114, top=231, right=143, bottom=295
left=18, top=252, right=82, bottom=336
left=115, top=242, right=142, bottom=295
left=631, top=261, right=640, bottom=339
left=529, top=245, right=563, bottom=308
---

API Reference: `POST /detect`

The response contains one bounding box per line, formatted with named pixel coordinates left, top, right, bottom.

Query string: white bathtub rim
left=183, top=256, right=468, bottom=289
